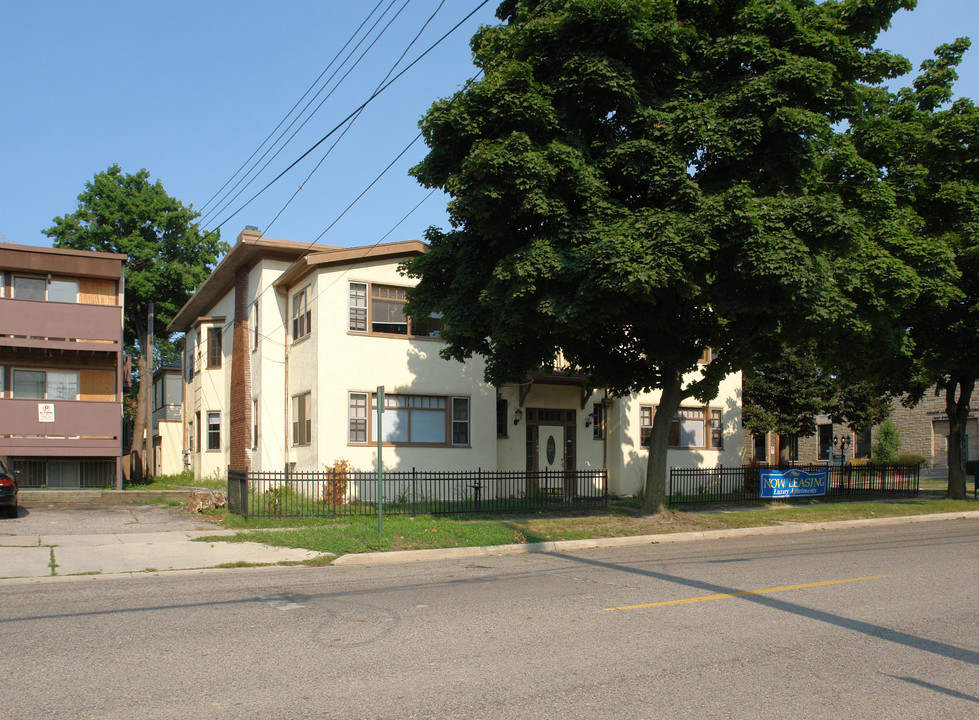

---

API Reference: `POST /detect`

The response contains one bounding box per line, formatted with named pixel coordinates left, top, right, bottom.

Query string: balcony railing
left=0, top=399, right=122, bottom=457
left=0, top=298, right=122, bottom=352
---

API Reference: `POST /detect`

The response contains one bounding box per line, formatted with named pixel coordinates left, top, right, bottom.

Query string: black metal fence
left=668, top=463, right=920, bottom=508
left=227, top=467, right=607, bottom=519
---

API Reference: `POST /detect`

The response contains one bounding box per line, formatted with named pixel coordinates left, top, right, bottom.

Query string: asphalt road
left=2, top=518, right=977, bottom=719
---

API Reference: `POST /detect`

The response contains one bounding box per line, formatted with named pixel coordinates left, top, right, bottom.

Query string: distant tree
left=872, top=419, right=901, bottom=463
left=406, top=0, right=951, bottom=512
left=742, top=344, right=828, bottom=462
left=852, top=39, right=979, bottom=498
left=44, top=165, right=225, bottom=479
left=743, top=342, right=893, bottom=462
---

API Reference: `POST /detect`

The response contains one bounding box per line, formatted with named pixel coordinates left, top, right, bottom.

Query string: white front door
left=538, top=425, right=564, bottom=472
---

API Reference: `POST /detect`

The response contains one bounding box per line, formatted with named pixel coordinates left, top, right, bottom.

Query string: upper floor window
left=640, top=405, right=723, bottom=450
left=348, top=282, right=443, bottom=338
left=11, top=275, right=78, bottom=303
left=11, top=369, right=79, bottom=400
left=185, top=335, right=196, bottom=380
left=251, top=300, right=259, bottom=350
left=13, top=276, right=45, bottom=301
left=292, top=287, right=311, bottom=341
left=348, top=392, right=469, bottom=446
left=207, top=327, right=222, bottom=369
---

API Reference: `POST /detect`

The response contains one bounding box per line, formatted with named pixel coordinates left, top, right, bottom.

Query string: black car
left=0, top=459, right=18, bottom=518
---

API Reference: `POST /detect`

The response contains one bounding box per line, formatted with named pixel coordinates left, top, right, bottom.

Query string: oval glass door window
left=546, top=436, right=556, bottom=465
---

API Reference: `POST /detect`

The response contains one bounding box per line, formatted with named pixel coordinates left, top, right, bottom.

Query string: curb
left=331, top=510, right=979, bottom=566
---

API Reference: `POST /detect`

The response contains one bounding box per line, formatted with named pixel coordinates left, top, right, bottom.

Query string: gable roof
left=167, top=228, right=426, bottom=333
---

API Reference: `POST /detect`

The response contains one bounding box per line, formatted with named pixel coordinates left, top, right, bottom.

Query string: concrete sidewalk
left=3, top=504, right=977, bottom=583
left=0, top=505, right=321, bottom=582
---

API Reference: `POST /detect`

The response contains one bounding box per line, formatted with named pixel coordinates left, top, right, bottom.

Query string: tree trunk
left=128, top=316, right=149, bottom=484
left=944, top=376, right=975, bottom=500
left=641, top=370, right=685, bottom=514
left=777, top=434, right=790, bottom=464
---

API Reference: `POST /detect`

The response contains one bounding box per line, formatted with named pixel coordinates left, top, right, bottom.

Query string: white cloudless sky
left=2, top=0, right=977, bottom=252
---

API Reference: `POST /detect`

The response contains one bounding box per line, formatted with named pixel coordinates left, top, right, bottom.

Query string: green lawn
left=195, top=496, right=979, bottom=562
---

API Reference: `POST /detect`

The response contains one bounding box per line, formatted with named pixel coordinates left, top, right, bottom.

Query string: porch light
left=513, top=407, right=523, bottom=425
left=584, top=417, right=592, bottom=427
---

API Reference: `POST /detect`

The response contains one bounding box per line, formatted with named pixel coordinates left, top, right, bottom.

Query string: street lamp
left=833, top=434, right=851, bottom=465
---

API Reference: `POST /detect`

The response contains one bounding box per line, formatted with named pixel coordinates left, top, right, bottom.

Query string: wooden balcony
left=0, top=297, right=123, bottom=353
left=0, top=398, right=122, bottom=457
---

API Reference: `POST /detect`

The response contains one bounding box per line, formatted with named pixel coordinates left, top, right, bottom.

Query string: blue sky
left=3, top=0, right=977, bottom=252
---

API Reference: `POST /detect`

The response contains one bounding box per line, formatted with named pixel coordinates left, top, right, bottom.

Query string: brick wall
left=740, top=388, right=979, bottom=469
left=229, top=268, right=252, bottom=472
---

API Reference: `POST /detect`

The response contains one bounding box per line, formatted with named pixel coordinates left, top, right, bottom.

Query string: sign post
left=376, top=385, right=384, bottom=535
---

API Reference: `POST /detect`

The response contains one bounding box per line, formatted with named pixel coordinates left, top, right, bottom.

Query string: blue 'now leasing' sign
left=759, top=468, right=829, bottom=499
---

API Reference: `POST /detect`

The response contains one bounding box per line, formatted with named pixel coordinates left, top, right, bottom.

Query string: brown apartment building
left=0, top=243, right=127, bottom=489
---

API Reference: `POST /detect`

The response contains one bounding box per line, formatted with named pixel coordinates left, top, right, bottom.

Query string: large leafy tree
left=44, top=165, right=225, bottom=478
left=405, top=0, right=954, bottom=512
left=853, top=39, right=979, bottom=498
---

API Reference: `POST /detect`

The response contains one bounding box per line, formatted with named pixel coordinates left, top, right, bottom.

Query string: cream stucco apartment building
left=168, top=228, right=743, bottom=496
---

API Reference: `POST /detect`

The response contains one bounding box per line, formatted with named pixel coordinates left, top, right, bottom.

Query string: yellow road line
left=604, top=574, right=890, bottom=612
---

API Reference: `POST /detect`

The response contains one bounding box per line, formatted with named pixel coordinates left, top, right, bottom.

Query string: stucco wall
left=310, top=261, right=497, bottom=474
left=607, top=371, right=743, bottom=497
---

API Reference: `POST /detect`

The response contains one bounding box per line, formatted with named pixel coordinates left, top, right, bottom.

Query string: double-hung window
left=348, top=392, right=469, bottom=447
left=640, top=405, right=723, bottom=450
left=348, top=282, right=443, bottom=338
left=207, top=411, right=221, bottom=451
left=292, top=288, right=311, bottom=341
left=292, top=392, right=311, bottom=446
left=207, top=327, right=222, bottom=369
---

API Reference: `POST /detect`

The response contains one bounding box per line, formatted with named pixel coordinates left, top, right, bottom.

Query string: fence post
left=412, top=467, right=417, bottom=517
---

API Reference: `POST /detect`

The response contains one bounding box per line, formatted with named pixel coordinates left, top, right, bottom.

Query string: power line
left=200, top=0, right=405, bottom=228
left=205, top=0, right=493, bottom=236
left=198, top=0, right=388, bottom=219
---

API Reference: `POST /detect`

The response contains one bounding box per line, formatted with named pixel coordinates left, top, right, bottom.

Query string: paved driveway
left=3, top=502, right=221, bottom=536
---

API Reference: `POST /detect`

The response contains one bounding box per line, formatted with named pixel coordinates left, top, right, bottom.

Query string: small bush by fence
left=669, top=463, right=919, bottom=508
left=227, top=467, right=607, bottom=519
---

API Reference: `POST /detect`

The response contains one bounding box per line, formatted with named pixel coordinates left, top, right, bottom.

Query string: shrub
left=896, top=453, right=927, bottom=467
left=872, top=420, right=901, bottom=463
left=324, top=458, right=350, bottom=506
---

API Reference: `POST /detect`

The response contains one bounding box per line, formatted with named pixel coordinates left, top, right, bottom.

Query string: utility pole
left=144, top=302, right=154, bottom=480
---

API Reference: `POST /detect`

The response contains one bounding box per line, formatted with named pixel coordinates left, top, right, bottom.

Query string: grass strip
left=193, top=497, right=977, bottom=559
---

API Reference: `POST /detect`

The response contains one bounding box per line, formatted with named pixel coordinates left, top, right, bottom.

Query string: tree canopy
left=44, top=164, right=225, bottom=353
left=44, top=164, right=225, bottom=477
left=405, top=0, right=955, bottom=511
left=852, top=39, right=979, bottom=497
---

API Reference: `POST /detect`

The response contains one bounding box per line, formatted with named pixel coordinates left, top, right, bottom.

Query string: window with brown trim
left=207, top=327, right=222, bottom=369
left=292, top=392, right=311, bottom=446
left=348, top=392, right=469, bottom=446
left=348, top=282, right=443, bottom=338
left=640, top=405, right=723, bottom=450
left=207, top=411, right=221, bottom=451
left=292, top=287, right=311, bottom=342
